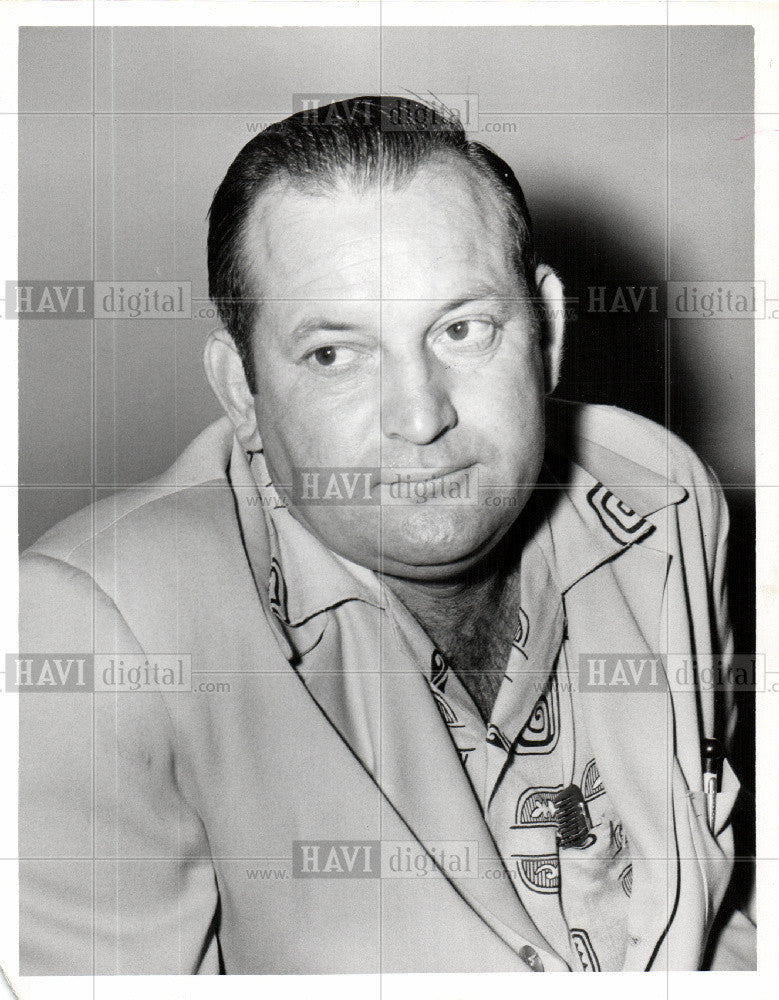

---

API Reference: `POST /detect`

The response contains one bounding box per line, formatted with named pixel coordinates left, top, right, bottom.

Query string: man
left=19, top=97, right=755, bottom=974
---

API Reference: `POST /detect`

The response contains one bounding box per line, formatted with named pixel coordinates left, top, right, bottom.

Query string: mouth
left=373, top=464, right=479, bottom=506
left=377, top=463, right=475, bottom=487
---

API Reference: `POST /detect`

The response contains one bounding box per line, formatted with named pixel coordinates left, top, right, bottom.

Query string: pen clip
left=702, top=736, right=723, bottom=789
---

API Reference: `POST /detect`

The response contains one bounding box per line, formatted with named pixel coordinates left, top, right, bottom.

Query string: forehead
left=241, top=159, right=518, bottom=304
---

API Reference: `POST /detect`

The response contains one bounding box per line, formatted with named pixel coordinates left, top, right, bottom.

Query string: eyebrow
left=429, top=282, right=519, bottom=314
left=286, top=282, right=520, bottom=342
left=289, top=318, right=366, bottom=343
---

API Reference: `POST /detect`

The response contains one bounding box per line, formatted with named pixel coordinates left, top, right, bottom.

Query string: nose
left=380, top=353, right=457, bottom=446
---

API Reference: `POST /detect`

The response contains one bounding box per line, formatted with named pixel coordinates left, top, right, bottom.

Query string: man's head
left=205, top=96, right=565, bottom=581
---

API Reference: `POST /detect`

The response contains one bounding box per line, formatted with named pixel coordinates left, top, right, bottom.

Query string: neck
left=379, top=541, right=514, bottom=641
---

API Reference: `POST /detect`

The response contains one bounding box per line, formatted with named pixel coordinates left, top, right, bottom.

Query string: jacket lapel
left=302, top=606, right=563, bottom=961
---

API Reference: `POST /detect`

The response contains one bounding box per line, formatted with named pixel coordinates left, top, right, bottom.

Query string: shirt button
left=519, top=945, right=544, bottom=971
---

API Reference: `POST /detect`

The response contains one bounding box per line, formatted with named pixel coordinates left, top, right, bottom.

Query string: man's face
left=244, top=159, right=548, bottom=580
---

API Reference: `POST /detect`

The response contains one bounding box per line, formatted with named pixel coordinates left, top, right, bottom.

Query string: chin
left=363, top=506, right=513, bottom=580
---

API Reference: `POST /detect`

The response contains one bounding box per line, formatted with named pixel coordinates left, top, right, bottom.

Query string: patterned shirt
left=427, top=648, right=632, bottom=970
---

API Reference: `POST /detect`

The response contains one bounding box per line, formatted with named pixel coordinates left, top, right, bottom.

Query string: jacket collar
left=537, top=399, right=688, bottom=593
left=226, top=437, right=385, bottom=663
left=244, top=446, right=384, bottom=629
left=536, top=448, right=686, bottom=596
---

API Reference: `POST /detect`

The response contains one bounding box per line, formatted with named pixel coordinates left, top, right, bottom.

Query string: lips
left=377, top=463, right=474, bottom=486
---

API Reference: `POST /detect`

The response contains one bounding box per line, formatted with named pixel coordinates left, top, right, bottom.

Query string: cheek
left=454, top=355, right=545, bottom=450
left=254, top=379, right=378, bottom=472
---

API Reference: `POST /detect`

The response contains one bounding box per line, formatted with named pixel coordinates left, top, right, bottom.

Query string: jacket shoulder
left=19, top=418, right=259, bottom=648
left=23, top=417, right=236, bottom=569
left=548, top=399, right=722, bottom=495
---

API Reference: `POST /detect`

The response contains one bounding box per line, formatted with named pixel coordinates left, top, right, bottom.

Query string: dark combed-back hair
left=207, top=95, right=537, bottom=392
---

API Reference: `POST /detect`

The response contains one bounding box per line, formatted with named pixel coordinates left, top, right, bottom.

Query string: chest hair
left=434, top=575, right=521, bottom=723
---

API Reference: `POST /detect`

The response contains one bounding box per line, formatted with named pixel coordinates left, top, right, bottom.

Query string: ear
left=203, top=328, right=262, bottom=451
left=534, top=263, right=566, bottom=394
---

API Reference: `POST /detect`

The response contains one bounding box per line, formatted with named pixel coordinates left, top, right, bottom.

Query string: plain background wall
left=18, top=27, right=755, bottom=806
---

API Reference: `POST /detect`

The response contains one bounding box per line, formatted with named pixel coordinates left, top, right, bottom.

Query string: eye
left=446, top=321, right=471, bottom=342
left=306, top=345, right=358, bottom=370
left=439, top=319, right=497, bottom=350
left=312, top=346, right=338, bottom=367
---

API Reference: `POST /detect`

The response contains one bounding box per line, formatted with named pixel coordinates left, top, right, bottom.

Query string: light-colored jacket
left=18, top=401, right=756, bottom=974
